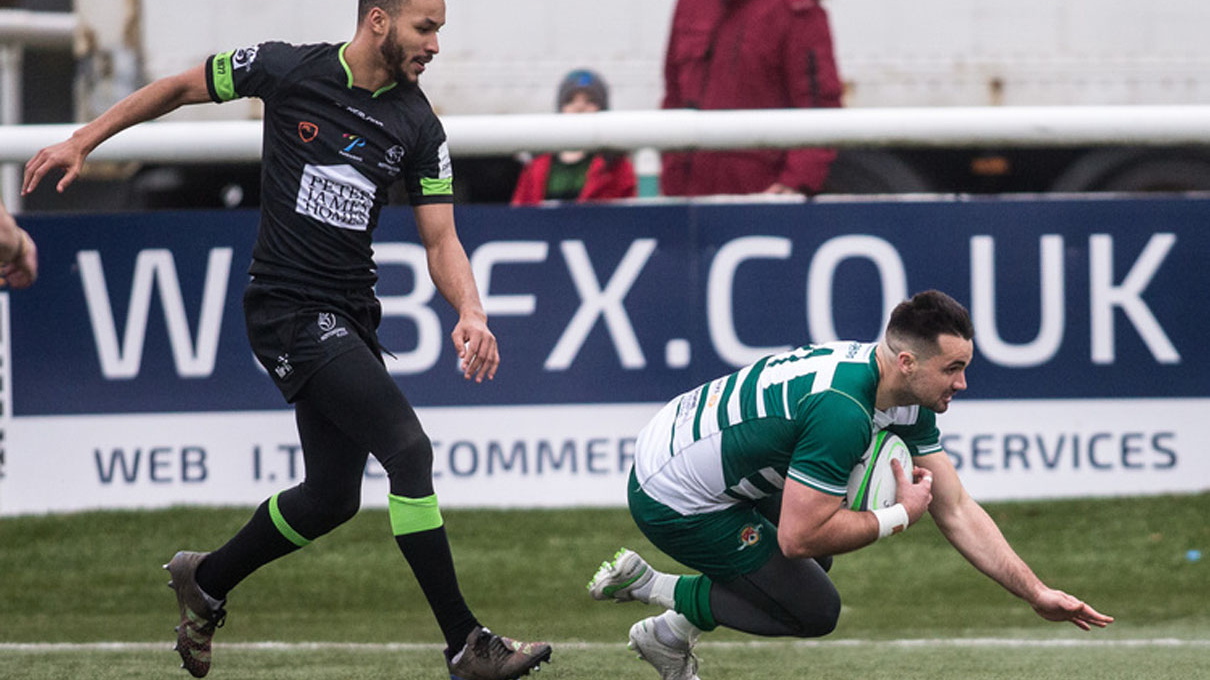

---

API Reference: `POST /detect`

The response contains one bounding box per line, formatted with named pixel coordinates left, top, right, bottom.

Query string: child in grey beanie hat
left=556, top=69, right=610, bottom=111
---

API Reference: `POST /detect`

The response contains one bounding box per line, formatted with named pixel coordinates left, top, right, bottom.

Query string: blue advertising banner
left=3, top=196, right=1207, bottom=515
left=11, top=196, right=1207, bottom=415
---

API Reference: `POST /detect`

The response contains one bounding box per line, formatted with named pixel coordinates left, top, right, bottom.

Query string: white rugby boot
left=628, top=615, right=701, bottom=680
left=587, top=548, right=655, bottom=602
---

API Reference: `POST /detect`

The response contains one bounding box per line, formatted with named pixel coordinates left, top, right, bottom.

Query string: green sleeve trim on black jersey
left=421, top=177, right=454, bottom=196
left=210, top=51, right=237, bottom=102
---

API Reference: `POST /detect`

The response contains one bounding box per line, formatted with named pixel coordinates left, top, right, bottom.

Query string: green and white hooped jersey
left=633, top=341, right=943, bottom=516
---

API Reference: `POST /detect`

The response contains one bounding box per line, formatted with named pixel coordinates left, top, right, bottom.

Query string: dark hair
left=358, top=0, right=406, bottom=22
left=885, top=290, right=973, bottom=355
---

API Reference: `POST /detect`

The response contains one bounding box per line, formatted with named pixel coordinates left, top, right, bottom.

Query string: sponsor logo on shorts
left=274, top=354, right=294, bottom=381
left=317, top=312, right=349, bottom=342
left=737, top=524, right=762, bottom=551
left=298, top=121, right=319, bottom=143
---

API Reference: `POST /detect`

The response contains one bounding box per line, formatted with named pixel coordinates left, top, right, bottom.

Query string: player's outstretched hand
left=1030, top=587, right=1114, bottom=630
left=452, top=312, right=499, bottom=383
left=892, top=458, right=933, bottom=525
left=23, top=136, right=89, bottom=196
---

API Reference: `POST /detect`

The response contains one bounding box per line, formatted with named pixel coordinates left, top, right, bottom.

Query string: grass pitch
left=1, top=493, right=1207, bottom=679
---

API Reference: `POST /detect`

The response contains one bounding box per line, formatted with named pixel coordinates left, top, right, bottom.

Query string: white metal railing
left=0, top=9, right=77, bottom=212
left=3, top=106, right=1210, bottom=166
left=0, top=9, right=77, bottom=48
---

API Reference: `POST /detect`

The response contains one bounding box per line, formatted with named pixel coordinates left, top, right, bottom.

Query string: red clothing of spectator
left=511, top=153, right=637, bottom=206
left=661, top=0, right=843, bottom=196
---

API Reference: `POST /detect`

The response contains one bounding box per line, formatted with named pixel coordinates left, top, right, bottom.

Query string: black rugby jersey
left=205, top=41, right=454, bottom=289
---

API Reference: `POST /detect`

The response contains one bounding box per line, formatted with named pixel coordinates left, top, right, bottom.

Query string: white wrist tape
left=873, top=503, right=909, bottom=539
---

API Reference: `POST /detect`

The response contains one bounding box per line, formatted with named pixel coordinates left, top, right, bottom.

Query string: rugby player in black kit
left=22, top=2, right=552, bottom=678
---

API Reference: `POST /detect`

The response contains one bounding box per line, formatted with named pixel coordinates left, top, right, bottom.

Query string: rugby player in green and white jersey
left=589, top=290, right=1113, bottom=680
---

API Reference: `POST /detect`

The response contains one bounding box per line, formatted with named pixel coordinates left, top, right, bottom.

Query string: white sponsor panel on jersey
left=1, top=399, right=1205, bottom=515
left=294, top=163, right=375, bottom=230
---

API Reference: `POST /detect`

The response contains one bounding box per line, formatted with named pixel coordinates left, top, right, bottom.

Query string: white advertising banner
left=936, top=398, right=1208, bottom=500
left=2, top=399, right=1206, bottom=515
left=0, top=404, right=657, bottom=515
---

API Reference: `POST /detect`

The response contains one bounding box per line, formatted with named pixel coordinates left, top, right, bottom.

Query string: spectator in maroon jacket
left=660, top=0, right=843, bottom=197
left=511, top=69, right=637, bottom=206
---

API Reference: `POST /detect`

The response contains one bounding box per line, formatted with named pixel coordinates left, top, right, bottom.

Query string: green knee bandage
left=269, top=492, right=312, bottom=548
left=388, top=493, right=444, bottom=536
left=673, top=574, right=718, bottom=631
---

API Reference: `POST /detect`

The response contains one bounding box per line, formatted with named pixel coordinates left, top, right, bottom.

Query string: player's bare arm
left=413, top=202, right=498, bottom=382
left=778, top=460, right=932, bottom=559
left=22, top=65, right=211, bottom=196
left=915, top=451, right=1114, bottom=630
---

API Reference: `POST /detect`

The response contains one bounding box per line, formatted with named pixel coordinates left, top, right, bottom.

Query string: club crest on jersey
left=298, top=121, right=319, bottom=143
left=385, top=145, right=405, bottom=164
left=737, top=524, right=762, bottom=551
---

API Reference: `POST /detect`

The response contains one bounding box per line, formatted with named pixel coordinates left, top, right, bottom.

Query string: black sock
left=195, top=500, right=300, bottom=600
left=394, top=526, right=479, bottom=653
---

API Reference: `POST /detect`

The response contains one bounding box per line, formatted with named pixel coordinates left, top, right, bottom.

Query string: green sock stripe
left=673, top=574, right=718, bottom=631
left=268, top=493, right=312, bottom=548
left=389, top=493, right=444, bottom=536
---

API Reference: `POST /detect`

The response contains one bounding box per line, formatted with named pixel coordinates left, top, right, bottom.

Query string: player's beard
left=379, top=25, right=414, bottom=83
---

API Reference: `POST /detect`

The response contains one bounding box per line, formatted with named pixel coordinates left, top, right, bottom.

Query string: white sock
left=642, top=572, right=678, bottom=610
left=653, top=609, right=702, bottom=649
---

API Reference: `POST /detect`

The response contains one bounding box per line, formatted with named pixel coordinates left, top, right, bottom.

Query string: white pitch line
left=1, top=638, right=1207, bottom=653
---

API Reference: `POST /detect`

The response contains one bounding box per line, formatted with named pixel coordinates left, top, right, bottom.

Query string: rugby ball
left=845, top=431, right=913, bottom=511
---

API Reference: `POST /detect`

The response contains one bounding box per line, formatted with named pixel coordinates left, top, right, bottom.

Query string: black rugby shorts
left=244, top=278, right=383, bottom=402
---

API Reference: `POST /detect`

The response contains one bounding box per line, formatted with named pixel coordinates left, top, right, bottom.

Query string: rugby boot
left=164, top=551, right=226, bottom=677
left=587, top=547, right=655, bottom=603
left=445, top=625, right=552, bottom=680
left=628, top=616, right=701, bottom=680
